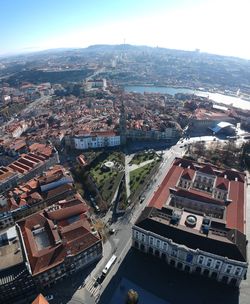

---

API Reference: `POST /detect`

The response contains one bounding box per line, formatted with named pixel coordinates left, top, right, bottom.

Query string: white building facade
left=132, top=224, right=247, bottom=287
left=74, top=132, right=120, bottom=150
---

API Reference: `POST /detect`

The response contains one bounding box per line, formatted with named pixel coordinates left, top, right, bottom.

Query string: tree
left=194, top=141, right=205, bottom=156
left=126, top=289, right=139, bottom=304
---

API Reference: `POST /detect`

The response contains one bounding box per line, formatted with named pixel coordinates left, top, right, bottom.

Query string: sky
left=0, top=0, right=250, bottom=59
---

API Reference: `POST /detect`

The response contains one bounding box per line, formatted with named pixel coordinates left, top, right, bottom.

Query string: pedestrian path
left=129, top=158, right=155, bottom=171
left=85, top=278, right=101, bottom=302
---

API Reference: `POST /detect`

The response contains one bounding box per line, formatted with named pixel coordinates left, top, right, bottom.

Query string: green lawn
left=130, top=151, right=156, bottom=165
left=129, top=160, right=158, bottom=194
left=89, top=151, right=125, bottom=204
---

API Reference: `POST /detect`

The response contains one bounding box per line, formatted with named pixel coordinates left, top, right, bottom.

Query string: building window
left=135, top=231, right=139, bottom=239
left=149, top=237, right=153, bottom=245
left=186, top=253, right=193, bottom=263
left=171, top=248, right=178, bottom=257
left=163, top=242, right=168, bottom=251
left=156, top=240, right=160, bottom=248
left=215, top=261, right=221, bottom=270
left=206, top=258, right=213, bottom=267
left=141, top=234, right=145, bottom=242
left=235, top=267, right=242, bottom=276
left=230, top=278, right=237, bottom=286
left=225, top=265, right=233, bottom=274
left=222, top=276, right=229, bottom=284
left=211, top=272, right=218, bottom=279
left=198, top=256, right=204, bottom=265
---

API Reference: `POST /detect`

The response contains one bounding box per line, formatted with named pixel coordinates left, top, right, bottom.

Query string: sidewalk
left=69, top=237, right=114, bottom=304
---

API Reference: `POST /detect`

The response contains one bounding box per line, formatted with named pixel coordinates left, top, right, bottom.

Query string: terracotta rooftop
left=18, top=199, right=100, bottom=275
left=198, top=164, right=215, bottom=176
left=0, top=167, right=15, bottom=181
left=216, top=177, right=229, bottom=190
left=181, top=168, right=195, bottom=180
left=148, top=157, right=246, bottom=233
left=32, top=294, right=49, bottom=304
left=46, top=203, right=88, bottom=221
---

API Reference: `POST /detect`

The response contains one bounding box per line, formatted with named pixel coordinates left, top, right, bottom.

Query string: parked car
left=45, top=295, right=54, bottom=301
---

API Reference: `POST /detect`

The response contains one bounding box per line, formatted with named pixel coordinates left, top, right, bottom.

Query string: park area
left=129, top=150, right=157, bottom=165
left=129, top=159, right=160, bottom=195
left=89, top=151, right=125, bottom=205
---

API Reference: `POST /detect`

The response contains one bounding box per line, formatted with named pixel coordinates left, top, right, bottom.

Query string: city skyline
left=1, top=0, right=250, bottom=59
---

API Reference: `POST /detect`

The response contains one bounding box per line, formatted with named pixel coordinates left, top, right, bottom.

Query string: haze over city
left=1, top=0, right=250, bottom=59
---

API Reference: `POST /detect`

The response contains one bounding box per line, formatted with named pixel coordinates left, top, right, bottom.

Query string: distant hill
left=1, top=44, right=249, bottom=63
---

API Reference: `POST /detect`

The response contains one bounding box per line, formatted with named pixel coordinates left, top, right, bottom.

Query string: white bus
left=102, top=255, right=117, bottom=276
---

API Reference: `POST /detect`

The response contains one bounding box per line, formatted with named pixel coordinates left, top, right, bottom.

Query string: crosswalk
left=85, top=278, right=101, bottom=302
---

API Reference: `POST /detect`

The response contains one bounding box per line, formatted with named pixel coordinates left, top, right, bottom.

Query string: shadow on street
left=100, top=248, right=239, bottom=304
left=41, top=262, right=97, bottom=304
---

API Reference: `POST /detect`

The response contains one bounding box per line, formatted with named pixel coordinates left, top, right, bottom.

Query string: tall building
left=132, top=158, right=248, bottom=286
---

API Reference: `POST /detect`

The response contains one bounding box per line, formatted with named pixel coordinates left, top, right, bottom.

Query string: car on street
left=140, top=196, right=146, bottom=204
left=95, top=274, right=105, bottom=285
left=109, top=228, right=115, bottom=234
left=45, top=295, right=54, bottom=301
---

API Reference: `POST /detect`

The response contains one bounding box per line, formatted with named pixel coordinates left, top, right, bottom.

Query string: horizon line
left=0, top=43, right=249, bottom=62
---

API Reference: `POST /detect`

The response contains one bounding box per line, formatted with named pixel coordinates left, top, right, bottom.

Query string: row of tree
left=187, top=140, right=250, bottom=170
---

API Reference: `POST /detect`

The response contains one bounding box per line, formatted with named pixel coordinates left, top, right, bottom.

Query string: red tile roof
left=148, top=157, right=246, bottom=233
left=18, top=199, right=100, bottom=275
left=227, top=181, right=245, bottom=233
left=198, top=164, right=215, bottom=176
left=148, top=164, right=183, bottom=209
left=32, top=294, right=49, bottom=304
left=181, top=168, right=195, bottom=180
left=216, top=177, right=229, bottom=190
left=46, top=204, right=88, bottom=221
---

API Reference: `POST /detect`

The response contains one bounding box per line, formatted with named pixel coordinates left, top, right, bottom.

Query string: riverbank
left=124, top=85, right=250, bottom=111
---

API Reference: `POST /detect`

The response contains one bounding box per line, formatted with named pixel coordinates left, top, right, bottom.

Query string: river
left=124, top=85, right=250, bottom=111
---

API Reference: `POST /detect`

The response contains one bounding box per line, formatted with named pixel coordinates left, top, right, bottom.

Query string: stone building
left=132, top=158, right=248, bottom=286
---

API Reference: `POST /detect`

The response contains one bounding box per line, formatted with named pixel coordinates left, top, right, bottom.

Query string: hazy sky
left=1, top=0, right=250, bottom=59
